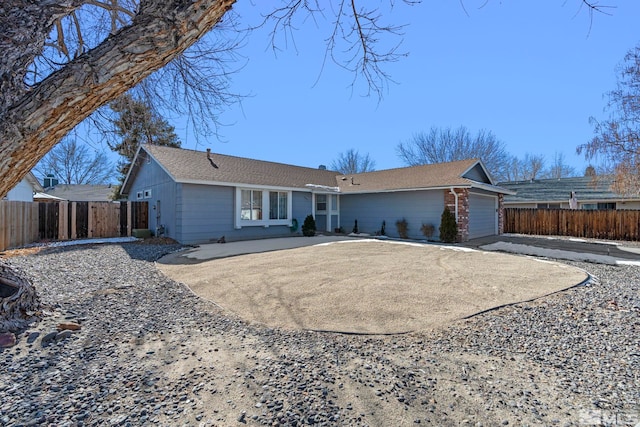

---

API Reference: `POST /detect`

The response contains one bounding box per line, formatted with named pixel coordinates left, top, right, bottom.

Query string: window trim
left=235, top=188, right=292, bottom=228
left=316, top=194, right=327, bottom=212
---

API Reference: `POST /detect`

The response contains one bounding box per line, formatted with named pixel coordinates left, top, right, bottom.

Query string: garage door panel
left=469, top=194, right=497, bottom=239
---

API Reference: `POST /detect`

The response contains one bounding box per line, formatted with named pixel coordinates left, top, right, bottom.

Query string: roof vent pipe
left=206, top=148, right=211, bottom=159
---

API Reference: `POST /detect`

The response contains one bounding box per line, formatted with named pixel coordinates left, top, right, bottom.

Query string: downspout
left=449, top=188, right=459, bottom=223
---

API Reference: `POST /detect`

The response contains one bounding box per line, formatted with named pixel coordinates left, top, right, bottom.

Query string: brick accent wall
left=443, top=188, right=470, bottom=242
left=498, top=193, right=504, bottom=234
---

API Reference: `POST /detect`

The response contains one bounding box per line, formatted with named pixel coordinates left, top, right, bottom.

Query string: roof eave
left=176, top=178, right=324, bottom=192
left=120, top=145, right=145, bottom=196
left=338, top=184, right=474, bottom=195
left=470, top=182, right=517, bottom=195
left=461, top=159, right=496, bottom=186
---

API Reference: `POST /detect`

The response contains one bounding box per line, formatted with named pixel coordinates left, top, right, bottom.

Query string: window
left=269, top=191, right=288, bottom=220
left=316, top=194, right=327, bottom=211
left=144, top=189, right=152, bottom=199
left=241, top=189, right=262, bottom=220
left=582, top=203, right=616, bottom=210
left=330, top=194, right=338, bottom=212
left=537, top=203, right=560, bottom=209
left=136, top=191, right=143, bottom=200
left=236, top=188, right=292, bottom=227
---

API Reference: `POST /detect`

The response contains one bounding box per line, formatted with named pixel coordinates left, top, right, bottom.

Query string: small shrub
left=395, top=218, right=409, bottom=239
left=302, top=214, right=316, bottom=237
left=420, top=223, right=435, bottom=239
left=352, top=219, right=359, bottom=234
left=439, top=207, right=458, bottom=243
left=380, top=220, right=386, bottom=236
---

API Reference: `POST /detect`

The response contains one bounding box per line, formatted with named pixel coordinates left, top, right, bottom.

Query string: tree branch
left=0, top=0, right=236, bottom=197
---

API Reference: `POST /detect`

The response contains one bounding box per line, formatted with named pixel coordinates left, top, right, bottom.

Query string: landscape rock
left=56, top=322, right=81, bottom=331
left=0, top=242, right=638, bottom=426
left=0, top=332, right=16, bottom=348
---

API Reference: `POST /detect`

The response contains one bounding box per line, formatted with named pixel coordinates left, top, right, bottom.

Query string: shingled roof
left=128, top=144, right=341, bottom=191
left=42, top=184, right=116, bottom=201
left=121, top=145, right=511, bottom=195
left=500, top=176, right=640, bottom=203
left=335, top=159, right=496, bottom=193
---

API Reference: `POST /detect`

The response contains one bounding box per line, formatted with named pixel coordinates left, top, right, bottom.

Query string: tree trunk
left=0, top=0, right=236, bottom=198
left=0, top=262, right=42, bottom=333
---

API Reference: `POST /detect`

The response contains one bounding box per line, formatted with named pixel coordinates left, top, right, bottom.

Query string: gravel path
left=1, top=243, right=638, bottom=426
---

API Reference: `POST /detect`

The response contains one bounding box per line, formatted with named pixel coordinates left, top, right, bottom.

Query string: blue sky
left=153, top=2, right=640, bottom=174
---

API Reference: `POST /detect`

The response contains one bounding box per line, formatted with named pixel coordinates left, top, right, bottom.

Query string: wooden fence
left=0, top=201, right=148, bottom=251
left=504, top=208, right=640, bottom=241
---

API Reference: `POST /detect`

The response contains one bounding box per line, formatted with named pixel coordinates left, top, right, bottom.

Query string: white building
left=4, top=172, right=44, bottom=202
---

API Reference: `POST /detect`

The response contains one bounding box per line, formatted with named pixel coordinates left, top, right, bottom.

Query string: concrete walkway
left=165, top=235, right=359, bottom=263
left=161, top=233, right=640, bottom=266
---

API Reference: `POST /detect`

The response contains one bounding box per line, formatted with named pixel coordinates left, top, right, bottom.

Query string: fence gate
left=89, top=202, right=120, bottom=238
left=131, top=201, right=149, bottom=230
left=74, top=202, right=89, bottom=239
left=1, top=201, right=149, bottom=251
left=38, top=202, right=59, bottom=240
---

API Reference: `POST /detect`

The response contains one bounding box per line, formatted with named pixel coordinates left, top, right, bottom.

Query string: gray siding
left=177, top=185, right=313, bottom=244
left=340, top=191, right=444, bottom=239
left=127, top=158, right=177, bottom=239
left=292, top=191, right=313, bottom=227
left=330, top=214, right=339, bottom=231
left=463, top=164, right=490, bottom=183
left=315, top=214, right=327, bottom=232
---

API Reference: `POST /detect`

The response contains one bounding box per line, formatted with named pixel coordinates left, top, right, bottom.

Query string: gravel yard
left=1, top=242, right=639, bottom=426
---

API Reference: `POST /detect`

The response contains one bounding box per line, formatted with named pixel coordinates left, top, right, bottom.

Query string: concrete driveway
left=464, top=234, right=640, bottom=265
left=157, top=237, right=589, bottom=334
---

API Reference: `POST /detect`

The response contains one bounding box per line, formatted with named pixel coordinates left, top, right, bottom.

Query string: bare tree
left=397, top=126, right=512, bottom=181
left=0, top=0, right=237, bottom=199
left=331, top=149, right=376, bottom=174
left=33, top=137, right=114, bottom=185
left=544, top=152, right=577, bottom=179
left=0, top=0, right=418, bottom=199
left=503, top=154, right=547, bottom=182
left=0, top=0, right=622, bottom=328
left=578, top=42, right=640, bottom=193
left=521, top=154, right=546, bottom=181
left=503, top=156, right=524, bottom=182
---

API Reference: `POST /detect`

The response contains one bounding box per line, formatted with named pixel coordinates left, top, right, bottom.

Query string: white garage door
left=468, top=193, right=498, bottom=239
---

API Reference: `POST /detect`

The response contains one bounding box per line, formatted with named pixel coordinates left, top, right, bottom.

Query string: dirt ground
left=157, top=240, right=588, bottom=334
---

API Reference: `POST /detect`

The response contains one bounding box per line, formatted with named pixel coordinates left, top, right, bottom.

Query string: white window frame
left=235, top=188, right=293, bottom=228
left=144, top=189, right=152, bottom=199
left=136, top=191, right=143, bottom=200
left=316, top=194, right=327, bottom=212
left=330, top=194, right=339, bottom=212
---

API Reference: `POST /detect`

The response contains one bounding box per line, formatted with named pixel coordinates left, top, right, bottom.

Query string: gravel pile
left=1, top=243, right=638, bottom=426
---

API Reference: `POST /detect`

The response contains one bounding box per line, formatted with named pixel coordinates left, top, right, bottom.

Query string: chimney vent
left=43, top=173, right=58, bottom=188
left=206, top=148, right=211, bottom=159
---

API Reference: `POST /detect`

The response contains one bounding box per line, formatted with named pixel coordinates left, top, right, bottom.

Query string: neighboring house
left=36, top=184, right=117, bottom=202
left=120, top=144, right=513, bottom=244
left=4, top=172, right=44, bottom=201
left=500, top=176, right=640, bottom=210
